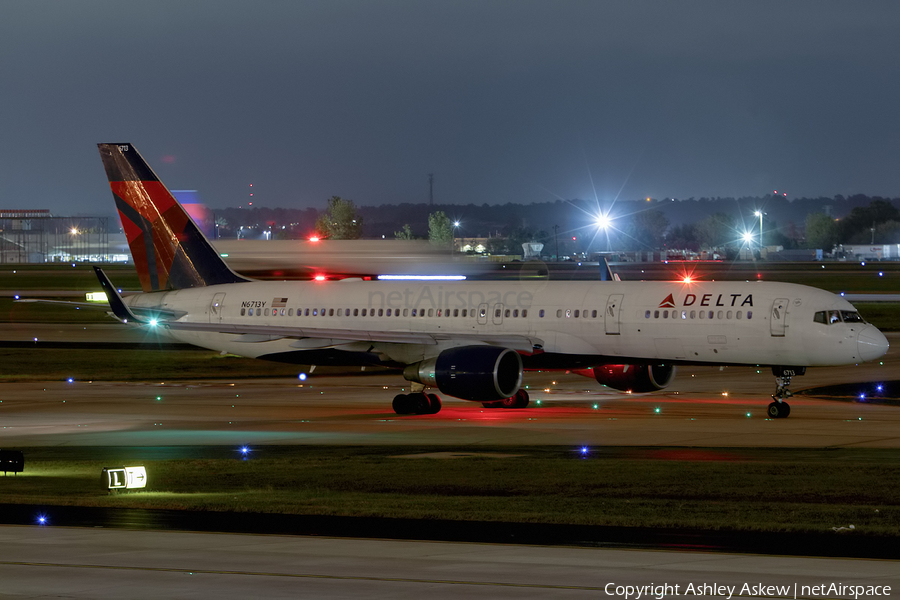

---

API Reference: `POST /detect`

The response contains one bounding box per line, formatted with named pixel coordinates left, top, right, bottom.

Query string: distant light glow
left=580, top=446, right=589, bottom=455
left=36, top=514, right=48, bottom=526
left=70, top=228, right=78, bottom=235
left=298, top=373, right=308, bottom=381
left=682, top=276, right=693, bottom=283
left=309, top=236, right=320, bottom=242
left=148, top=319, right=158, bottom=327
left=377, top=275, right=467, bottom=281
left=876, top=385, right=884, bottom=392
left=239, top=446, right=251, bottom=457
left=742, top=231, right=754, bottom=243
left=595, top=214, right=612, bottom=229
left=314, top=275, right=326, bottom=281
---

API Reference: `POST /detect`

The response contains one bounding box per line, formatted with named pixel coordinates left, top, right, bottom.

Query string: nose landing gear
left=767, top=366, right=805, bottom=419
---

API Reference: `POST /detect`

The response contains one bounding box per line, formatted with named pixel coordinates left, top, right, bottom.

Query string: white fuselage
left=125, top=278, right=887, bottom=369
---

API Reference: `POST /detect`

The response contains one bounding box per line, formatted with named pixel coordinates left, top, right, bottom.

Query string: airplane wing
left=159, top=320, right=543, bottom=354
left=94, top=267, right=542, bottom=353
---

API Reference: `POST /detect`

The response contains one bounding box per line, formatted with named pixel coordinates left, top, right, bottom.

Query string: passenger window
left=241, top=308, right=246, bottom=316
left=699, top=310, right=705, bottom=319
left=403, top=308, right=409, bottom=316
left=522, top=309, right=528, bottom=317
left=248, top=308, right=254, bottom=316
left=717, top=311, right=723, bottom=319
left=654, top=310, right=659, bottom=318
left=690, top=310, right=695, bottom=319
left=663, top=310, right=668, bottom=318
left=736, top=311, right=742, bottom=319
left=289, top=308, right=294, bottom=316
left=513, top=309, right=518, bottom=318
left=726, top=311, right=732, bottom=319
left=645, top=310, right=651, bottom=318
left=592, top=310, right=598, bottom=318
left=453, top=309, right=459, bottom=317
left=378, top=309, right=384, bottom=316
left=747, top=311, right=752, bottom=319
left=429, top=309, right=434, bottom=317
left=574, top=309, right=580, bottom=318
left=264, top=308, right=269, bottom=316
left=505, top=309, right=510, bottom=317
left=566, top=310, right=571, bottom=318
left=327, top=309, right=333, bottom=316
left=305, top=309, right=310, bottom=316
left=461, top=309, right=466, bottom=317
left=539, top=309, right=544, bottom=318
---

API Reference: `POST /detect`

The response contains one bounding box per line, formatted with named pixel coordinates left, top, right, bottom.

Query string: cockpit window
left=814, top=310, right=867, bottom=325
left=841, top=311, right=866, bottom=324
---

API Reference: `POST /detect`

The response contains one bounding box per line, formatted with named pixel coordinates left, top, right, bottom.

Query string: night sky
left=2, top=1, right=899, bottom=216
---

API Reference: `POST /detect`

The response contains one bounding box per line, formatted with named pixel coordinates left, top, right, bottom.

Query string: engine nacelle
left=404, top=345, right=523, bottom=401
left=592, top=363, right=676, bottom=393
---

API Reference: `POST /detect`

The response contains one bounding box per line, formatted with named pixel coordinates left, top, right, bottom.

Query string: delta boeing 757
left=89, top=143, right=889, bottom=418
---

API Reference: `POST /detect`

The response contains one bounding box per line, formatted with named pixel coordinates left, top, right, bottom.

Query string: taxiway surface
left=2, top=526, right=897, bottom=600
left=1, top=333, right=897, bottom=448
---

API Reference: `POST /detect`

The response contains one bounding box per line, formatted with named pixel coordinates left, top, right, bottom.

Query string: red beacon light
left=314, top=275, right=326, bottom=281
left=309, top=236, right=320, bottom=242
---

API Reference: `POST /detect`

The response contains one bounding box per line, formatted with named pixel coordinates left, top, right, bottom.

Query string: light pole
left=452, top=221, right=460, bottom=255
left=754, top=211, right=765, bottom=251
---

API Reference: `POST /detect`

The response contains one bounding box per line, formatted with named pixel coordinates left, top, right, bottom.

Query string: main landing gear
left=393, top=392, right=442, bottom=415
left=767, top=366, right=805, bottom=419
left=482, top=389, right=530, bottom=409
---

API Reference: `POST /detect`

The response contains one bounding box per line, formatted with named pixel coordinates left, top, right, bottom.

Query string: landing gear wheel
left=393, top=394, right=412, bottom=415
left=500, top=389, right=530, bottom=409
left=767, top=401, right=791, bottom=419
left=426, top=393, right=442, bottom=414
left=482, top=400, right=503, bottom=408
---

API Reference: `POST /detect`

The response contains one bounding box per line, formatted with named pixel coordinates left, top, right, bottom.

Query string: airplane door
left=605, top=294, right=624, bottom=335
left=209, top=293, right=226, bottom=324
left=770, top=298, right=788, bottom=337
left=477, top=303, right=488, bottom=325
left=492, top=304, right=504, bottom=325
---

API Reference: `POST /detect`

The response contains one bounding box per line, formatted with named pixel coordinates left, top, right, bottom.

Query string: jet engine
left=404, top=345, right=523, bottom=401
left=592, top=363, right=676, bottom=393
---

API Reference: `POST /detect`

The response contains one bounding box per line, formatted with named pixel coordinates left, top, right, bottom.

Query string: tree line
left=211, top=194, right=900, bottom=254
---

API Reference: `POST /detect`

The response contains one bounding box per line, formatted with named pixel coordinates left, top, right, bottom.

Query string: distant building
left=0, top=210, right=119, bottom=263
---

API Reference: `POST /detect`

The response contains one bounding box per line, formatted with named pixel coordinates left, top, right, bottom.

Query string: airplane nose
left=858, top=326, right=890, bottom=362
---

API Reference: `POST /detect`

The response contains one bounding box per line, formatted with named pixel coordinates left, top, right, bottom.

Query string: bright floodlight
left=453, top=221, right=460, bottom=227
left=595, top=214, right=611, bottom=229
left=742, top=231, right=754, bottom=243
left=754, top=211, right=761, bottom=217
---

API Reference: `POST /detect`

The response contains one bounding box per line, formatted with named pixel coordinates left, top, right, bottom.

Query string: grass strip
left=2, top=446, right=898, bottom=536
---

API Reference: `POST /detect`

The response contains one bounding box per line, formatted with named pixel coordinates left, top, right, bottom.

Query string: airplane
left=89, top=143, right=889, bottom=419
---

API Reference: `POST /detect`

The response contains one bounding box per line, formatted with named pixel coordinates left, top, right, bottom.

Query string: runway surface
left=0, top=333, right=897, bottom=448
left=1, top=526, right=897, bottom=599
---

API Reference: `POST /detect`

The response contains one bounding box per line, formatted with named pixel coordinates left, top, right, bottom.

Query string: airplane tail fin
left=98, top=143, right=248, bottom=292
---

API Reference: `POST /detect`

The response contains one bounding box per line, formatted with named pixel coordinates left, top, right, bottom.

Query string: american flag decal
left=272, top=297, right=288, bottom=308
